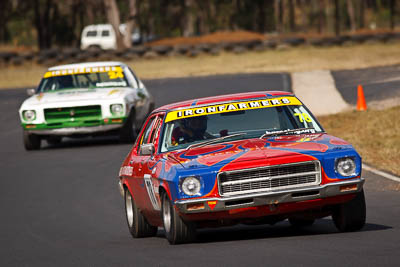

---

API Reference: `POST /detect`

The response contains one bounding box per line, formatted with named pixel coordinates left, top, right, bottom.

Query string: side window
left=137, top=115, right=164, bottom=154
left=138, top=116, right=156, bottom=154
left=149, top=115, right=164, bottom=144
left=86, top=30, right=97, bottom=37
left=101, top=30, right=110, bottom=37
left=126, top=67, right=140, bottom=88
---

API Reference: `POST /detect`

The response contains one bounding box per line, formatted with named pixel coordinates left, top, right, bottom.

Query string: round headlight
left=23, top=110, right=36, bottom=121
left=336, top=157, right=356, bottom=177
left=181, top=177, right=201, bottom=196
left=111, top=104, right=123, bottom=115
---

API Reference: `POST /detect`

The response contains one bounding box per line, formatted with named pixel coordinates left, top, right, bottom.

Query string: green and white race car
left=19, top=61, right=154, bottom=150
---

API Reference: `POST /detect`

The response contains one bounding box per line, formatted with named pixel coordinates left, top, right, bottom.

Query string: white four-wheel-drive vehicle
left=80, top=24, right=141, bottom=50
left=19, top=61, right=154, bottom=150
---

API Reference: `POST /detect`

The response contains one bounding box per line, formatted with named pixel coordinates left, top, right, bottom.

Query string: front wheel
left=162, top=192, right=196, bottom=245
left=125, top=189, right=158, bottom=238
left=23, top=131, right=41, bottom=150
left=332, top=189, right=366, bottom=232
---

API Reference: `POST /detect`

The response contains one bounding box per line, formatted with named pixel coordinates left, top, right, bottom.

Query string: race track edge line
left=363, top=164, right=400, bottom=183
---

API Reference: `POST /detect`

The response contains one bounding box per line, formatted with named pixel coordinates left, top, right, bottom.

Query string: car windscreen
left=160, top=99, right=323, bottom=152
left=37, top=66, right=129, bottom=92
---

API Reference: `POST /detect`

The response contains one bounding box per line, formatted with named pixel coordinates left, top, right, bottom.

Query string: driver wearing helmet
left=172, top=116, right=212, bottom=145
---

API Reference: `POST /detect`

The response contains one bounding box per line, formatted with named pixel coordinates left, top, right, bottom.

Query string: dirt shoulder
left=318, top=105, right=400, bottom=177
left=2, top=42, right=400, bottom=89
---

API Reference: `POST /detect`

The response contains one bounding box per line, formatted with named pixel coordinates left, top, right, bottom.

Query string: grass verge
left=318, top=105, right=400, bottom=176
left=2, top=42, right=400, bottom=88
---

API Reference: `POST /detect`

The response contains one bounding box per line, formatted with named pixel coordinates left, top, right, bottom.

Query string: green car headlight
left=23, top=110, right=36, bottom=121
left=110, top=104, right=124, bottom=115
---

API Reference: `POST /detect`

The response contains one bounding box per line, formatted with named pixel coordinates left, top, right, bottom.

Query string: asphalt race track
left=332, top=64, right=400, bottom=104
left=1, top=73, right=399, bottom=266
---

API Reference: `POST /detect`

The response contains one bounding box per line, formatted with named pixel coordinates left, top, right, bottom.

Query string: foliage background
left=0, top=0, right=399, bottom=50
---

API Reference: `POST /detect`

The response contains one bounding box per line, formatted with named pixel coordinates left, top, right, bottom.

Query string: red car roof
left=153, top=91, right=293, bottom=112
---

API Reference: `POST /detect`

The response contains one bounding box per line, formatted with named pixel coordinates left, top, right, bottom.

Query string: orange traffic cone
left=357, top=84, right=367, bottom=111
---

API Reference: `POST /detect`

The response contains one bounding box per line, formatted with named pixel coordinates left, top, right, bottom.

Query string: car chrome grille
left=44, top=105, right=102, bottom=123
left=218, top=161, right=321, bottom=197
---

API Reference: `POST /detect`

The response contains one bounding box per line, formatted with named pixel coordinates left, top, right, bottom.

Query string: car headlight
left=335, top=157, right=356, bottom=177
left=23, top=110, right=36, bottom=121
left=180, top=176, right=201, bottom=196
left=110, top=104, right=124, bottom=115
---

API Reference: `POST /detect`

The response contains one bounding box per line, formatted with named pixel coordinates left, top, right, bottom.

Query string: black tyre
left=289, top=217, right=315, bottom=228
left=332, top=189, right=366, bottom=232
left=119, top=110, right=137, bottom=143
left=125, top=189, right=158, bottom=238
left=46, top=136, right=62, bottom=146
left=162, top=192, right=196, bottom=245
left=23, top=131, right=41, bottom=150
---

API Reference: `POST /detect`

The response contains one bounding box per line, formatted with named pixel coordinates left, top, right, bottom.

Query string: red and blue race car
left=118, top=91, right=366, bottom=244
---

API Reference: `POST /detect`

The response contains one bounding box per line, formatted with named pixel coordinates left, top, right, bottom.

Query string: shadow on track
left=162, top=219, right=392, bottom=244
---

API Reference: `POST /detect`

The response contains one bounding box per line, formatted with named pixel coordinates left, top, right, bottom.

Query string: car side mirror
left=140, top=143, right=155, bottom=156
left=26, top=88, right=36, bottom=96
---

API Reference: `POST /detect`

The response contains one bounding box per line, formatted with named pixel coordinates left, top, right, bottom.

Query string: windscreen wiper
left=260, top=128, right=316, bottom=139
left=187, top=133, right=246, bottom=150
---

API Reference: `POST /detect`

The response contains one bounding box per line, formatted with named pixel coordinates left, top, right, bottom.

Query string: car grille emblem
left=70, top=110, right=75, bottom=116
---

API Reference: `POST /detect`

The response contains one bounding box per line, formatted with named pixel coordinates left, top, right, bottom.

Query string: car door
left=137, top=114, right=165, bottom=220
left=126, top=115, right=157, bottom=210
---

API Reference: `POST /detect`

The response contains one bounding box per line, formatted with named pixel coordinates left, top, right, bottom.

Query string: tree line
left=0, top=0, right=398, bottom=50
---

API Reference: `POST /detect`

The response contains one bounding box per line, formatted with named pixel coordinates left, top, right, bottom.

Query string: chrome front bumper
left=27, top=124, right=122, bottom=135
left=175, top=178, right=365, bottom=214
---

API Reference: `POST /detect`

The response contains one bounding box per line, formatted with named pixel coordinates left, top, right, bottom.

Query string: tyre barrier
left=3, top=31, right=400, bottom=66
left=21, top=52, right=35, bottom=61
left=263, top=39, right=278, bottom=49
left=11, top=56, right=24, bottom=66
left=197, top=43, right=213, bottom=53
left=282, top=37, right=306, bottom=46
left=151, top=45, right=173, bottom=55
left=242, top=39, right=263, bottom=49
left=232, top=45, right=247, bottom=54
left=373, top=33, right=391, bottom=43
left=219, top=41, right=236, bottom=51
left=187, top=48, right=200, bottom=57
left=0, top=51, right=17, bottom=63
left=97, top=50, right=115, bottom=61
left=38, top=49, right=58, bottom=60
left=209, top=46, right=221, bottom=56
left=142, top=50, right=158, bottom=59
left=173, top=45, right=191, bottom=55
left=309, top=36, right=348, bottom=46
left=388, top=32, right=400, bottom=40
left=349, top=34, right=372, bottom=43
left=63, top=48, right=80, bottom=58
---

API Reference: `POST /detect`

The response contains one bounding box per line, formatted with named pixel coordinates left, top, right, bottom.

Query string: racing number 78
left=294, top=112, right=312, bottom=123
